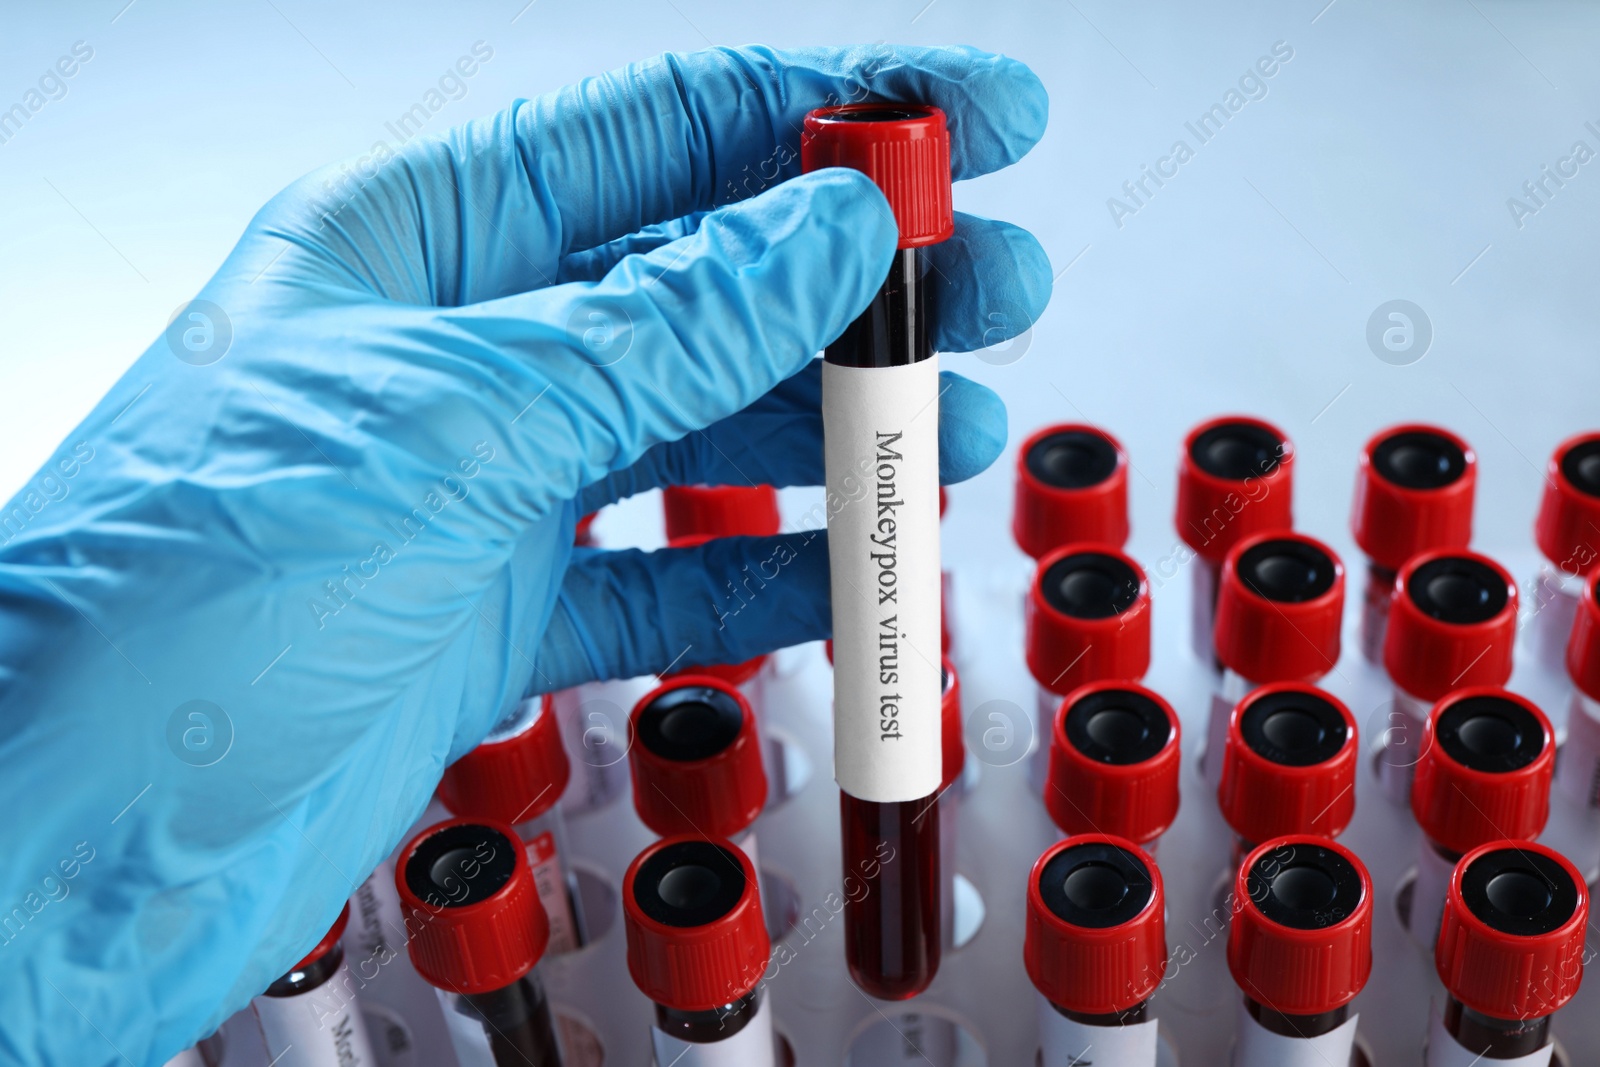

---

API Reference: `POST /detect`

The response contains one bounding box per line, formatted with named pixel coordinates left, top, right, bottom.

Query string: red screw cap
left=1569, top=569, right=1600, bottom=701
left=1535, top=432, right=1600, bottom=570
left=574, top=511, right=597, bottom=546
left=1229, top=836, right=1373, bottom=1016
left=1437, top=840, right=1587, bottom=1020
left=1026, top=544, right=1151, bottom=696
left=1045, top=682, right=1181, bottom=845
left=396, top=819, right=550, bottom=996
left=1383, top=549, right=1518, bottom=702
left=1013, top=423, right=1130, bottom=559
left=1175, top=416, right=1294, bottom=563
left=1411, top=688, right=1553, bottom=855
left=629, top=676, right=767, bottom=841
left=288, top=903, right=351, bottom=975
left=439, top=695, right=569, bottom=828
left=663, top=485, right=780, bottom=541
left=1214, top=531, right=1345, bottom=684
left=624, top=835, right=770, bottom=1012
left=801, top=104, right=954, bottom=247
left=1351, top=424, right=1477, bottom=573
left=942, top=657, right=965, bottom=790
left=1219, top=683, right=1358, bottom=844
left=1024, top=834, right=1167, bottom=1015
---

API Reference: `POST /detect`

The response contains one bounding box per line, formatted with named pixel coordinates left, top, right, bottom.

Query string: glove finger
left=576, top=365, right=1005, bottom=514
left=534, top=535, right=833, bottom=690
left=556, top=214, right=709, bottom=283
left=525, top=44, right=1048, bottom=256
left=441, top=169, right=898, bottom=523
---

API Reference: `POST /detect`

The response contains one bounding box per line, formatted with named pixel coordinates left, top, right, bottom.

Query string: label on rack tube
left=650, top=992, right=777, bottom=1067
left=1038, top=992, right=1158, bottom=1066
left=1231, top=997, right=1358, bottom=1067
left=524, top=831, right=579, bottom=956
left=1408, top=840, right=1457, bottom=950
left=1426, top=1001, right=1551, bottom=1066
left=254, top=958, right=377, bottom=1067
left=824, top=358, right=943, bottom=803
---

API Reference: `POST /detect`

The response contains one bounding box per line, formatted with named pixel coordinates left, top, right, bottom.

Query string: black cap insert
left=1192, top=422, right=1283, bottom=481
left=1038, top=840, right=1153, bottom=929
left=1407, top=556, right=1508, bottom=625
left=631, top=839, right=747, bottom=929
left=1065, top=688, right=1171, bottom=765
left=1246, top=842, right=1364, bottom=931
left=1436, top=695, right=1545, bottom=774
left=404, top=822, right=519, bottom=909
left=1373, top=430, right=1467, bottom=490
left=1561, top=439, right=1600, bottom=499
left=1240, top=689, right=1347, bottom=767
left=638, top=684, right=743, bottom=762
left=1040, top=551, right=1140, bottom=619
left=1026, top=430, right=1119, bottom=490
left=1460, top=847, right=1578, bottom=937
left=1236, top=538, right=1337, bottom=604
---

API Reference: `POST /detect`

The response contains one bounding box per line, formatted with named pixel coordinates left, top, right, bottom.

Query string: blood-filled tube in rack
left=439, top=694, right=586, bottom=955
left=1429, top=841, right=1587, bottom=1066
left=1025, top=543, right=1152, bottom=787
left=1379, top=548, right=1518, bottom=805
left=1043, top=681, right=1181, bottom=855
left=1013, top=423, right=1130, bottom=560
left=396, top=819, right=564, bottom=1067
left=1407, top=688, right=1553, bottom=952
left=628, top=675, right=768, bottom=868
left=1556, top=567, right=1600, bottom=812
left=1227, top=837, right=1373, bottom=1067
left=1175, top=416, right=1294, bottom=666
left=1217, top=682, right=1357, bottom=869
left=623, top=836, right=775, bottom=1067
left=1530, top=431, right=1600, bottom=670
left=1350, top=424, right=1476, bottom=663
left=252, top=905, right=378, bottom=1067
left=1025, top=835, right=1167, bottom=1067
left=804, top=102, right=952, bottom=1000
left=1205, top=530, right=1344, bottom=790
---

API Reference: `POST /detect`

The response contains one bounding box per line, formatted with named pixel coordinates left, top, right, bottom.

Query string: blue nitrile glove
left=0, top=45, right=1049, bottom=1065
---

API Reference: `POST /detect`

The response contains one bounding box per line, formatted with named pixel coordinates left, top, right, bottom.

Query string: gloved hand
left=0, top=44, right=1049, bottom=1065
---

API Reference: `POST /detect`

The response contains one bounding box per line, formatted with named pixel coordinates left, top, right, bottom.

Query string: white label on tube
left=254, top=958, right=378, bottom=1067
left=524, top=830, right=579, bottom=956
left=1038, top=992, right=1158, bottom=1066
left=1557, top=693, right=1600, bottom=809
left=1426, top=1000, right=1551, bottom=1066
left=823, top=357, right=942, bottom=803
left=1408, top=840, right=1457, bottom=950
left=650, top=993, right=776, bottom=1067
left=1231, top=997, right=1358, bottom=1067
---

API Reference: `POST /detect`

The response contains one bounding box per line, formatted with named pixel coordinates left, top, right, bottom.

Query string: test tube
left=1025, top=544, right=1152, bottom=786
left=1406, top=689, right=1553, bottom=951
left=1012, top=423, right=1130, bottom=560
left=1227, top=837, right=1372, bottom=1067
left=1205, top=531, right=1344, bottom=789
left=663, top=484, right=781, bottom=542
left=1024, top=835, right=1167, bottom=1067
left=803, top=102, right=951, bottom=1000
left=1379, top=548, right=1518, bottom=804
left=623, top=835, right=775, bottom=1067
left=438, top=694, right=586, bottom=954
left=628, top=675, right=768, bottom=867
left=1217, top=682, right=1357, bottom=869
left=1429, top=840, right=1587, bottom=1065
left=396, top=819, right=564, bottom=1067
left=1175, top=416, right=1295, bottom=666
left=1530, top=432, right=1600, bottom=669
left=252, top=905, right=379, bottom=1067
left=1558, top=568, right=1600, bottom=809
left=1043, top=681, right=1181, bottom=855
left=1350, top=424, right=1477, bottom=663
